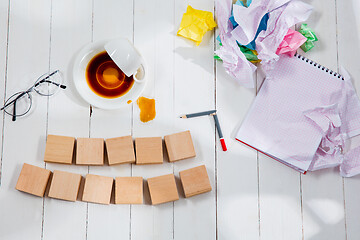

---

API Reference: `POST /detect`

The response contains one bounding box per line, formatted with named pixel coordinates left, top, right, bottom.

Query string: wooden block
left=15, top=163, right=51, bottom=197
left=179, top=165, right=212, bottom=198
left=76, top=138, right=104, bottom=165
left=48, top=170, right=82, bottom=202
left=164, top=130, right=196, bottom=162
left=44, top=134, right=75, bottom=164
left=115, top=177, right=143, bottom=204
left=147, top=174, right=179, bottom=205
left=135, top=137, right=163, bottom=164
left=82, top=174, right=113, bottom=204
left=105, top=136, right=135, bottom=165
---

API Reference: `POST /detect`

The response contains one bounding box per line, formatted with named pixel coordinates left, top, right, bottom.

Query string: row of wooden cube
left=15, top=163, right=212, bottom=205
left=44, top=130, right=196, bottom=165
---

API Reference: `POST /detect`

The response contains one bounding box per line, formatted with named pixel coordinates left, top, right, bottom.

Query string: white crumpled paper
left=215, top=0, right=257, bottom=88
left=303, top=68, right=360, bottom=176
left=231, top=0, right=292, bottom=45
left=304, top=104, right=346, bottom=171
left=215, top=34, right=257, bottom=88
left=215, top=0, right=312, bottom=87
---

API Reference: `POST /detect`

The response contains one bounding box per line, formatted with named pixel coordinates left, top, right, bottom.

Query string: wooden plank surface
left=173, top=0, right=216, bottom=239
left=258, top=155, right=302, bottom=240
left=215, top=34, right=259, bottom=240
left=337, top=1, right=360, bottom=240
left=87, top=0, right=134, bottom=238
left=300, top=1, right=346, bottom=240
left=132, top=0, right=175, bottom=137
left=42, top=0, right=92, bottom=239
left=257, top=53, right=301, bottom=240
left=131, top=0, right=175, bottom=239
left=0, top=0, right=9, bottom=183
left=0, top=0, right=50, bottom=239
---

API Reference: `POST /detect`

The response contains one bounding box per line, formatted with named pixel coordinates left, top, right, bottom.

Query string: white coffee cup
left=73, top=40, right=147, bottom=109
left=105, top=38, right=145, bottom=83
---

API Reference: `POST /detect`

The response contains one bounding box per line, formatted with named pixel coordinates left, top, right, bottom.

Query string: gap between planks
left=0, top=0, right=12, bottom=187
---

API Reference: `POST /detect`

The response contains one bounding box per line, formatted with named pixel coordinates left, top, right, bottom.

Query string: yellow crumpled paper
left=177, top=5, right=217, bottom=46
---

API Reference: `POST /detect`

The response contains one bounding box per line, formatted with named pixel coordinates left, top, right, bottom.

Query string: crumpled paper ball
left=177, top=5, right=217, bottom=46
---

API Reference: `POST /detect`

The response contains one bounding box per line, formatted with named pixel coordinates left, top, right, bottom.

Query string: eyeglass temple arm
left=33, top=70, right=66, bottom=89
left=12, top=99, right=16, bottom=121
left=34, top=80, right=66, bottom=89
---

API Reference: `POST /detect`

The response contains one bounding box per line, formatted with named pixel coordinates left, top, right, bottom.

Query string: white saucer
left=72, top=40, right=146, bottom=109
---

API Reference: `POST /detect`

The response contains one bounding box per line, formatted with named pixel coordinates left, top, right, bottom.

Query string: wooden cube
left=76, top=138, right=104, bottom=165
left=15, top=163, right=51, bottom=197
left=164, top=130, right=196, bottom=162
left=48, top=170, right=82, bottom=202
left=105, top=136, right=135, bottom=165
left=115, top=177, right=143, bottom=204
left=135, top=137, right=163, bottom=164
left=44, top=134, right=75, bottom=164
left=82, top=174, right=113, bottom=204
left=179, top=165, right=212, bottom=198
left=147, top=174, right=179, bottom=205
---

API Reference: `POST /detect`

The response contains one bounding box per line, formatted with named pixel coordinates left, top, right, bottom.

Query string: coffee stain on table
left=137, top=97, right=156, bottom=123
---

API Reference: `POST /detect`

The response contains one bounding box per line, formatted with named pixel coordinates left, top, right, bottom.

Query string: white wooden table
left=0, top=0, right=360, bottom=239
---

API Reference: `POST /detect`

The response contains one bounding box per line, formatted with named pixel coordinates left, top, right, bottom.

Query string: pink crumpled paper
left=276, top=28, right=307, bottom=56
left=255, top=0, right=312, bottom=72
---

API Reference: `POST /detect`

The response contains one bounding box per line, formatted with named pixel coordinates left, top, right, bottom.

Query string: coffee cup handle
left=133, top=64, right=146, bottom=83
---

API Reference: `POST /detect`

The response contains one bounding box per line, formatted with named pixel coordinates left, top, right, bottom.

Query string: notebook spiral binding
left=294, top=52, right=344, bottom=80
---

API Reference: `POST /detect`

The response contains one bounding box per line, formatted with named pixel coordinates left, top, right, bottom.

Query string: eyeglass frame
left=0, top=70, right=66, bottom=121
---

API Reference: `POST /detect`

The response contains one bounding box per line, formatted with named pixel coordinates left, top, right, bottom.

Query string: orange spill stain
left=127, top=100, right=132, bottom=104
left=137, top=97, right=156, bottom=123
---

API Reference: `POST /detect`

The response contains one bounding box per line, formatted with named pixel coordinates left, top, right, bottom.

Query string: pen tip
left=180, top=115, right=186, bottom=119
left=220, top=138, right=227, bottom=151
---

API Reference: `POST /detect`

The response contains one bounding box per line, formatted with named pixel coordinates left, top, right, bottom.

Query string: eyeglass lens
left=33, top=70, right=65, bottom=96
left=3, top=91, right=32, bottom=120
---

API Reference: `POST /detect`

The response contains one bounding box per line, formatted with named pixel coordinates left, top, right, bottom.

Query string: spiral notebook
left=236, top=53, right=360, bottom=173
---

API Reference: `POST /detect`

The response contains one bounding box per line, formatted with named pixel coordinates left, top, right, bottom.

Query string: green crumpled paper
left=239, top=45, right=260, bottom=63
left=177, top=5, right=217, bottom=46
left=214, top=43, right=260, bottom=63
left=299, top=23, right=318, bottom=52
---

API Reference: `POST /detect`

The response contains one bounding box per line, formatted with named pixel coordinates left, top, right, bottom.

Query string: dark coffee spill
left=86, top=51, right=134, bottom=98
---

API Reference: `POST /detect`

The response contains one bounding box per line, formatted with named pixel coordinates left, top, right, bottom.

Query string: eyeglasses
left=0, top=70, right=66, bottom=121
